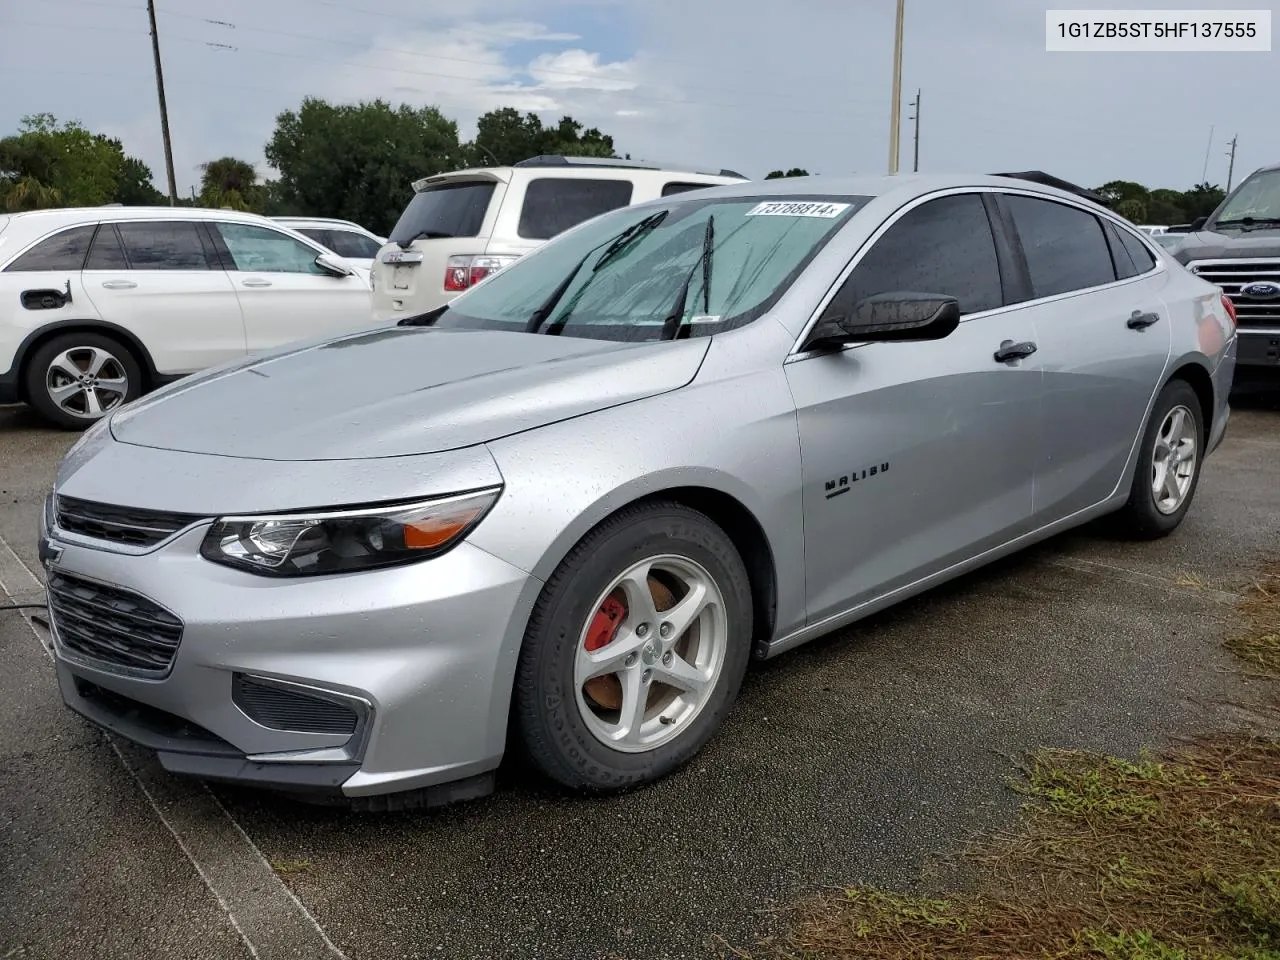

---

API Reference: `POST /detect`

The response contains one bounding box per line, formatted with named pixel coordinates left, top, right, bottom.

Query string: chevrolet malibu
left=40, top=174, right=1238, bottom=810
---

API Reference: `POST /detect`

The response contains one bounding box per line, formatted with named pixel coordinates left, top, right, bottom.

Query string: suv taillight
left=1220, top=292, right=1237, bottom=329
left=444, top=255, right=517, bottom=292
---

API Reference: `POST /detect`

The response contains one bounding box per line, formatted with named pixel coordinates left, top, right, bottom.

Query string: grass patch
left=736, top=560, right=1280, bottom=960
left=268, top=858, right=314, bottom=875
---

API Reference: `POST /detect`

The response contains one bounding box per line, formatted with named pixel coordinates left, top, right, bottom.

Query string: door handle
left=101, top=280, right=137, bottom=290
left=1127, top=310, right=1160, bottom=330
left=241, top=278, right=272, bottom=288
left=993, top=339, right=1038, bottom=363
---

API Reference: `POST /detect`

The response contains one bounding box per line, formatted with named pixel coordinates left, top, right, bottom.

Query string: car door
left=0, top=222, right=99, bottom=331
left=992, top=193, right=1173, bottom=522
left=209, top=221, right=374, bottom=353
left=82, top=220, right=246, bottom=374
left=783, top=192, right=1044, bottom=625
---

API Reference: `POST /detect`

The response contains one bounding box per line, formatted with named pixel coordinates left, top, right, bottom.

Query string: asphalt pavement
left=2, top=391, right=1278, bottom=960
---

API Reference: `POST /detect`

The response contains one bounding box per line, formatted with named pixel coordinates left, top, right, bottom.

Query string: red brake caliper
left=583, top=593, right=627, bottom=710
left=585, top=594, right=627, bottom=651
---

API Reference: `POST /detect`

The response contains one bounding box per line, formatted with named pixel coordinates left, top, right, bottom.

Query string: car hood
left=110, top=326, right=710, bottom=461
left=1171, top=229, right=1280, bottom=261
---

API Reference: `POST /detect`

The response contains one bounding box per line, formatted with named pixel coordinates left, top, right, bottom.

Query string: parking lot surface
left=2, top=393, right=1278, bottom=960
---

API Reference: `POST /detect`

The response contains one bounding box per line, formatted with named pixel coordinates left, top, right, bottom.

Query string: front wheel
left=513, top=502, right=753, bottom=791
left=1112, top=379, right=1204, bottom=539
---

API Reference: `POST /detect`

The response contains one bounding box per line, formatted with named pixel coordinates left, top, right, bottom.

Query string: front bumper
left=41, top=507, right=542, bottom=802
left=1235, top=329, right=1280, bottom=369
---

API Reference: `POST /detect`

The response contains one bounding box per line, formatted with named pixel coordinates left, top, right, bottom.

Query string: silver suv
left=370, top=156, right=745, bottom=321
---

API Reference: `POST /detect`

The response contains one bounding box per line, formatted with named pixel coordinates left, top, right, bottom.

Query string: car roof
left=272, top=216, right=371, bottom=230
left=4, top=206, right=285, bottom=227
left=643, top=173, right=1113, bottom=209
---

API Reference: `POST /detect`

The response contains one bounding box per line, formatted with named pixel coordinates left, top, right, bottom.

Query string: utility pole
left=907, top=88, right=921, bottom=172
left=146, top=0, right=178, bottom=206
left=887, top=0, right=905, bottom=174
left=1225, top=134, right=1238, bottom=192
left=1200, top=124, right=1215, bottom=183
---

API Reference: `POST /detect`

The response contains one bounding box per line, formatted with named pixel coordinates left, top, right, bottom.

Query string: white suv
left=371, top=156, right=746, bottom=321
left=271, top=216, right=386, bottom=273
left=0, top=207, right=374, bottom=429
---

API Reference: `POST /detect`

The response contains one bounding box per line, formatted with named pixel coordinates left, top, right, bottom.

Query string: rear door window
left=116, top=221, right=213, bottom=270
left=303, top=228, right=382, bottom=259
left=85, top=224, right=130, bottom=270
left=389, top=181, right=495, bottom=245
left=1117, top=228, right=1157, bottom=273
left=1002, top=195, right=1116, bottom=298
left=4, top=224, right=96, bottom=271
left=517, top=177, right=634, bottom=240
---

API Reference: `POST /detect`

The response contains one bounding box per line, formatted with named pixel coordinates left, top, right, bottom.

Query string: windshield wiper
left=660, top=215, right=715, bottom=341
left=1213, top=217, right=1280, bottom=229
left=592, top=210, right=668, bottom=273
left=526, top=211, right=670, bottom=334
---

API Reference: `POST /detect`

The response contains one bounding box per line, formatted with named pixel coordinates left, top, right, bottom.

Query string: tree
left=1181, top=182, right=1226, bottom=221
left=467, top=108, right=616, bottom=166
left=765, top=168, right=810, bottom=179
left=199, top=156, right=261, bottom=211
left=113, top=154, right=164, bottom=206
left=266, top=98, right=464, bottom=235
left=0, top=114, right=124, bottom=209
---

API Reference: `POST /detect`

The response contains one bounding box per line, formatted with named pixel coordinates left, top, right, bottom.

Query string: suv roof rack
left=990, top=171, right=1109, bottom=206
left=513, top=155, right=747, bottom=179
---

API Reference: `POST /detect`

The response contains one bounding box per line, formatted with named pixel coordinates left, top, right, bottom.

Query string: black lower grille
left=232, top=676, right=359, bottom=735
left=48, top=572, right=184, bottom=675
left=56, top=495, right=204, bottom=548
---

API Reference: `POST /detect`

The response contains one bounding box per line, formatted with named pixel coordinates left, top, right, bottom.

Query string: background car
left=0, top=207, right=375, bottom=429
left=40, top=174, right=1236, bottom=811
left=271, top=216, right=385, bottom=275
left=370, top=154, right=747, bottom=322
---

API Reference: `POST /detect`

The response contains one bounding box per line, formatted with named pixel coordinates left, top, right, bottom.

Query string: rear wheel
left=514, top=502, right=752, bottom=791
left=24, top=332, right=142, bottom=430
left=1112, top=379, right=1204, bottom=539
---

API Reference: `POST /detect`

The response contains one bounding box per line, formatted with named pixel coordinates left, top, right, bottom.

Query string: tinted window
left=1118, top=228, right=1157, bottom=273
left=662, top=182, right=712, bottom=197
left=836, top=193, right=1003, bottom=317
left=303, top=228, right=381, bottom=259
left=1004, top=196, right=1115, bottom=297
left=116, top=221, right=211, bottom=270
left=518, top=178, right=634, bottom=240
left=389, top=182, right=495, bottom=245
left=215, top=223, right=323, bottom=273
left=1104, top=222, right=1139, bottom=280
left=85, top=224, right=129, bottom=270
left=4, top=225, right=95, bottom=272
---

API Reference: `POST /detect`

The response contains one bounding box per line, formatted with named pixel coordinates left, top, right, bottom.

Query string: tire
left=24, top=332, right=143, bottom=431
left=1112, top=379, right=1205, bottom=539
left=514, top=501, right=753, bottom=792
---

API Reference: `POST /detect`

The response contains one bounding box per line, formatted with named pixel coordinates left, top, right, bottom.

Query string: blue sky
left=1, top=0, right=1276, bottom=202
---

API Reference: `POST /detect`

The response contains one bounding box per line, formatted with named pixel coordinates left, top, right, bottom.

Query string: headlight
left=199, top=488, right=501, bottom=577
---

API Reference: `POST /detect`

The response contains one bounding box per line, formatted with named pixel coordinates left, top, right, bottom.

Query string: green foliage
left=1095, top=178, right=1227, bottom=225
left=765, top=168, right=811, bottom=179
left=199, top=156, right=262, bottom=211
left=467, top=108, right=616, bottom=166
left=0, top=114, right=161, bottom=211
left=265, top=97, right=464, bottom=235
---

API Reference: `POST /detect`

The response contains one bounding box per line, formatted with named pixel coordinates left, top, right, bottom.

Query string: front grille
left=55, top=495, right=204, bottom=548
left=1187, top=259, right=1280, bottom=328
left=232, top=675, right=359, bottom=735
left=48, top=572, right=184, bottom=675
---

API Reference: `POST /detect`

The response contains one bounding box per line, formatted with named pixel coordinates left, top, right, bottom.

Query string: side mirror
left=315, top=253, right=355, bottom=278
left=805, top=292, right=961, bottom=351
left=1190, top=216, right=1208, bottom=231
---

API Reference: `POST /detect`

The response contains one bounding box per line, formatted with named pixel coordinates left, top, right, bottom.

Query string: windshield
left=421, top=194, right=869, bottom=342
left=389, top=181, right=495, bottom=245
left=1211, top=169, right=1280, bottom=228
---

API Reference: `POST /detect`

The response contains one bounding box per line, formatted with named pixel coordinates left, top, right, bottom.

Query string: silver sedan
left=40, top=174, right=1238, bottom=810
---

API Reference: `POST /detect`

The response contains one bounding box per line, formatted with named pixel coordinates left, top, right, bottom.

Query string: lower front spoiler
left=57, top=660, right=494, bottom=810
